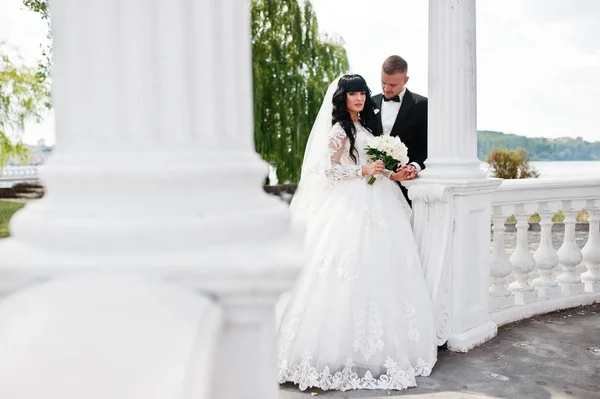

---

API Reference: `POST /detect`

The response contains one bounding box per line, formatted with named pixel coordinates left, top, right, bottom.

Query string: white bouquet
left=364, top=136, right=409, bottom=185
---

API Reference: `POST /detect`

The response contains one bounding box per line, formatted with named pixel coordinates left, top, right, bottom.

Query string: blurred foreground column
left=0, top=0, right=301, bottom=397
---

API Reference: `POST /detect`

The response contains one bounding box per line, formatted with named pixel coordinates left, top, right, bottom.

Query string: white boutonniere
left=374, top=108, right=380, bottom=114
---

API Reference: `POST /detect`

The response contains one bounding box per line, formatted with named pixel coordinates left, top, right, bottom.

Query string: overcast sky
left=1, top=0, right=599, bottom=144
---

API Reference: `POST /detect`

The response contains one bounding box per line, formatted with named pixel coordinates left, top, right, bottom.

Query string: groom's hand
left=406, top=164, right=418, bottom=179
left=395, top=165, right=418, bottom=180
left=391, top=167, right=409, bottom=181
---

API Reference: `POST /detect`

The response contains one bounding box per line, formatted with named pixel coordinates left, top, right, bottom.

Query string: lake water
left=480, top=161, right=600, bottom=179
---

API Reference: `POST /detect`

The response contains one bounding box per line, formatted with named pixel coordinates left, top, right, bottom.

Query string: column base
left=419, top=158, right=487, bottom=180
left=447, top=321, right=498, bottom=353
left=585, top=281, right=600, bottom=293
left=409, top=178, right=502, bottom=353
left=489, top=294, right=514, bottom=312
left=536, top=286, right=562, bottom=299
left=559, top=282, right=585, bottom=295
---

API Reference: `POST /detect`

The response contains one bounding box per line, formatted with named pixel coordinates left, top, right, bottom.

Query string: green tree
left=487, top=147, right=539, bottom=179
left=0, top=49, right=50, bottom=167
left=252, top=0, right=349, bottom=183
left=23, top=0, right=52, bottom=91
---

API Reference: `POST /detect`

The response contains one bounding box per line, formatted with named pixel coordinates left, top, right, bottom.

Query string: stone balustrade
left=0, top=166, right=40, bottom=188
left=489, top=177, right=600, bottom=325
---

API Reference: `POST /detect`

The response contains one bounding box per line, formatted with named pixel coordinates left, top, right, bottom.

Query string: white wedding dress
left=277, top=121, right=438, bottom=392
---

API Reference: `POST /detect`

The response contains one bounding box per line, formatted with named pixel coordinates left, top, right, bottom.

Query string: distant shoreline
left=478, top=130, right=600, bottom=162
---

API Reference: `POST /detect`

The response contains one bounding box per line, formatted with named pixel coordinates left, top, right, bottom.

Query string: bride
left=277, top=74, right=437, bottom=392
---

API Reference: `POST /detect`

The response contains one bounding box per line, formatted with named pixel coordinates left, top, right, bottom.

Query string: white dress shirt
left=379, top=87, right=421, bottom=172
left=380, top=87, right=406, bottom=136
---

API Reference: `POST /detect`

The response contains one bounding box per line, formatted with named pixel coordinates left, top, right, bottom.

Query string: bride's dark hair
left=331, top=74, right=379, bottom=164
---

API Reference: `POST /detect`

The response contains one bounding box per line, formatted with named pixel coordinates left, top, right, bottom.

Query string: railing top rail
left=492, top=177, right=600, bottom=206
left=0, top=166, right=39, bottom=175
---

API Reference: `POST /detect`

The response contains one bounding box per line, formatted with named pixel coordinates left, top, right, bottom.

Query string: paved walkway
left=280, top=303, right=600, bottom=399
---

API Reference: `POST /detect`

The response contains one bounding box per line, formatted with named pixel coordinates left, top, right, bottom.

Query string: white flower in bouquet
left=364, top=136, right=410, bottom=185
left=391, top=144, right=409, bottom=165
left=375, top=138, right=388, bottom=152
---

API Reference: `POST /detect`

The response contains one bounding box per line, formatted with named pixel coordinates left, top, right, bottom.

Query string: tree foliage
left=252, top=0, right=349, bottom=183
left=23, top=0, right=52, bottom=89
left=487, top=147, right=539, bottom=179
left=22, top=0, right=49, bottom=19
left=0, top=50, right=49, bottom=167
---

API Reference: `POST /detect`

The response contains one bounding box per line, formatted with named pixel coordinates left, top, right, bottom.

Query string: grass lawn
left=0, top=200, right=25, bottom=238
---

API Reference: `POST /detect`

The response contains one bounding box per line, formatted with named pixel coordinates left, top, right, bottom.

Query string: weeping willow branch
left=22, top=0, right=52, bottom=106
left=251, top=0, right=349, bottom=184
left=0, top=50, right=50, bottom=167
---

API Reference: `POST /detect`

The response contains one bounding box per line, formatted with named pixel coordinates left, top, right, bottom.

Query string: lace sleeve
left=324, top=124, right=363, bottom=182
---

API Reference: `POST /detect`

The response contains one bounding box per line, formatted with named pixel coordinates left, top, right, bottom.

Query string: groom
left=372, top=55, right=427, bottom=205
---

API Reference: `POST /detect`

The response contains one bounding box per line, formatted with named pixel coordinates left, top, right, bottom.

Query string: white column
left=0, top=0, right=301, bottom=398
left=406, top=0, right=500, bottom=352
left=556, top=201, right=585, bottom=295
left=581, top=200, right=600, bottom=292
left=52, top=0, right=252, bottom=153
left=422, top=0, right=485, bottom=180
left=532, top=202, right=561, bottom=298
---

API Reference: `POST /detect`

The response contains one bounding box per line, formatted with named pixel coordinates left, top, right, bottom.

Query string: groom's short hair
left=382, top=55, right=408, bottom=74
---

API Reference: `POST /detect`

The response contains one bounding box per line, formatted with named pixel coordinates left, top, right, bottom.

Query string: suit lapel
left=390, top=89, right=414, bottom=138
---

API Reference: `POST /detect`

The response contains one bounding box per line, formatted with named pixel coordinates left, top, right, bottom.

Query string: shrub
left=487, top=147, right=539, bottom=179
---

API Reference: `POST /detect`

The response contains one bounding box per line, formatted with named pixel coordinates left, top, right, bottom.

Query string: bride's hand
left=362, top=160, right=385, bottom=176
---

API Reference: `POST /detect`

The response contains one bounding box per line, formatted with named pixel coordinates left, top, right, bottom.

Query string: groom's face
left=381, top=71, right=409, bottom=99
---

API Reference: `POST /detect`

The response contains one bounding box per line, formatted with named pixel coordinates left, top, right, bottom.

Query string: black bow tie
left=383, top=95, right=400, bottom=102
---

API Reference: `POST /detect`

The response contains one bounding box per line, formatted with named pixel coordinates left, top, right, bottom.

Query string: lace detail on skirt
left=278, top=302, right=304, bottom=341
left=278, top=351, right=436, bottom=392
left=353, top=301, right=384, bottom=360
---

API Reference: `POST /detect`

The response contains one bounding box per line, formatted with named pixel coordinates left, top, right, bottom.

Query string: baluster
left=508, top=204, right=537, bottom=304
left=581, top=199, right=600, bottom=292
left=490, top=205, right=514, bottom=310
left=557, top=200, right=585, bottom=294
left=532, top=202, right=562, bottom=298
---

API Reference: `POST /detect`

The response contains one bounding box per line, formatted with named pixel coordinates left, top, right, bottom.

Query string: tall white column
left=0, top=0, right=301, bottom=398
left=422, top=0, right=485, bottom=180
left=406, top=0, right=501, bottom=352
left=52, top=0, right=253, bottom=153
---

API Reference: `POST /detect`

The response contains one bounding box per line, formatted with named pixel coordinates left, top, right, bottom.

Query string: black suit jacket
left=372, top=89, right=428, bottom=171
left=372, top=89, right=428, bottom=205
